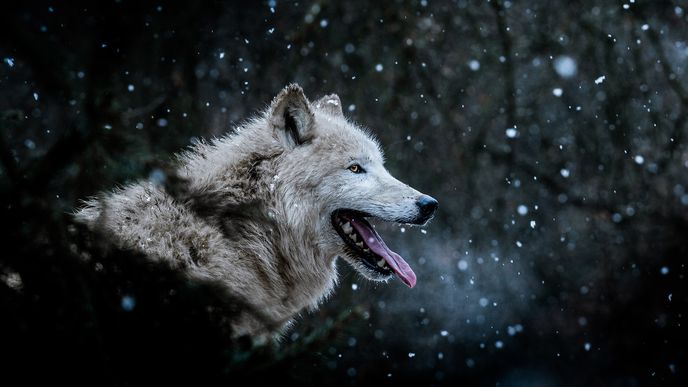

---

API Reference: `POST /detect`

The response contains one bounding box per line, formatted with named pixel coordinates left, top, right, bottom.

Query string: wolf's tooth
left=377, top=259, right=386, bottom=267
left=356, top=241, right=364, bottom=248
left=350, top=233, right=357, bottom=242
left=342, top=222, right=352, bottom=233
left=363, top=248, right=370, bottom=253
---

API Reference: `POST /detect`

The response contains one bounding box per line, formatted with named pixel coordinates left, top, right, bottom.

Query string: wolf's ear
left=314, top=94, right=344, bottom=117
left=269, top=84, right=314, bottom=148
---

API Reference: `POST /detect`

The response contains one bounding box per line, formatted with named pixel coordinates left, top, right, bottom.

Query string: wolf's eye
left=348, top=164, right=364, bottom=174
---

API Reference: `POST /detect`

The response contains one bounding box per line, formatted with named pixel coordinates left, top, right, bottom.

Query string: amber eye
left=348, top=164, right=364, bottom=173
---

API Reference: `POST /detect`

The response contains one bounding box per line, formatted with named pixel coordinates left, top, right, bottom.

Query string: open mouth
left=331, top=209, right=417, bottom=288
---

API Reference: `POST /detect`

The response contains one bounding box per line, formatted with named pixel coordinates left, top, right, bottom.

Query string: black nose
left=416, top=195, right=438, bottom=219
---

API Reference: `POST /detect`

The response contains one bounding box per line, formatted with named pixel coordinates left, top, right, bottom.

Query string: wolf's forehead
left=316, top=118, right=384, bottom=161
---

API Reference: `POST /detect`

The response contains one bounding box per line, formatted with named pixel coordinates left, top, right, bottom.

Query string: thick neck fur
left=174, top=113, right=339, bottom=326
left=75, top=112, right=341, bottom=337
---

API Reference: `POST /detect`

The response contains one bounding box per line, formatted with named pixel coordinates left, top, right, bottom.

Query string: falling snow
left=121, top=295, right=136, bottom=311
left=554, top=55, right=577, bottom=78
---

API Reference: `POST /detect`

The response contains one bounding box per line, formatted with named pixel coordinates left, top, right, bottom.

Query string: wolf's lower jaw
left=340, top=221, right=390, bottom=271
left=331, top=209, right=417, bottom=288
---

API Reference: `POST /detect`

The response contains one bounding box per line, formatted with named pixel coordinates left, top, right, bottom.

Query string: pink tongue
left=350, top=218, right=417, bottom=288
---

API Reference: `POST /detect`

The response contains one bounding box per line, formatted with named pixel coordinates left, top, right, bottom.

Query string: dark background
left=1, top=0, right=686, bottom=385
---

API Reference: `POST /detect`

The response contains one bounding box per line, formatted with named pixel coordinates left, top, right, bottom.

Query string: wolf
left=74, top=84, right=438, bottom=337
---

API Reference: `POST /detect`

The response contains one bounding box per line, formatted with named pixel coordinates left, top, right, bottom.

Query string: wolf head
left=267, top=84, right=438, bottom=288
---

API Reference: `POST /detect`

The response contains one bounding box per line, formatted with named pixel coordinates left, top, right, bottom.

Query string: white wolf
left=74, top=84, right=438, bottom=336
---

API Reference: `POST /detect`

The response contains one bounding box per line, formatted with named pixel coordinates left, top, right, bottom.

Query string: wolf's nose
left=416, top=195, right=438, bottom=219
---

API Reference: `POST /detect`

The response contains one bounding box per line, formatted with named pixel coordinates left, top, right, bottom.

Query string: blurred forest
left=1, top=0, right=686, bottom=385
